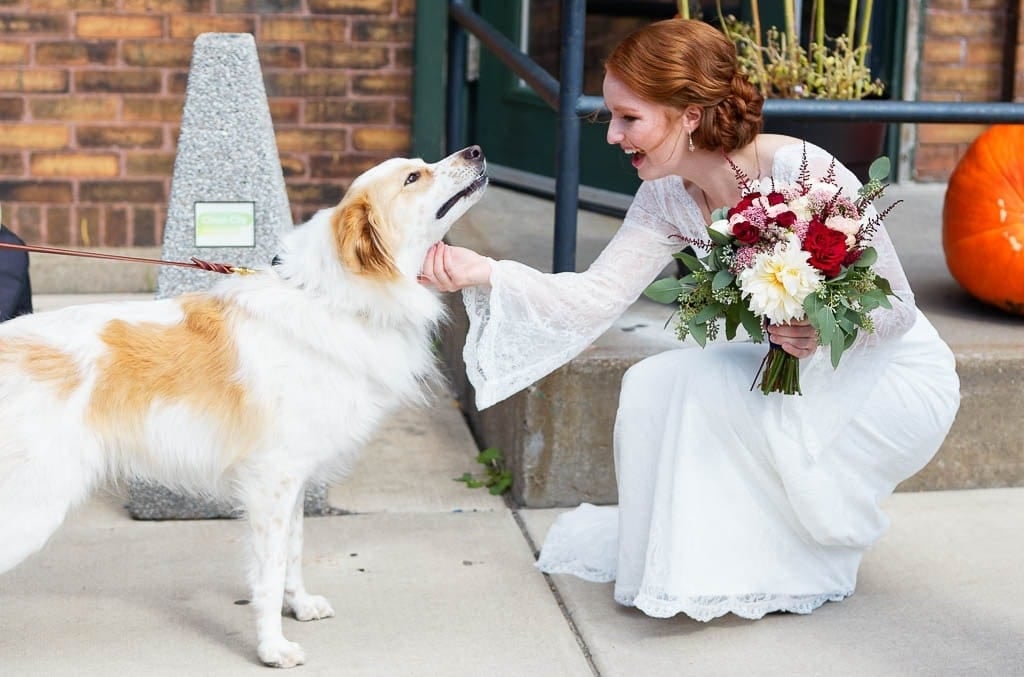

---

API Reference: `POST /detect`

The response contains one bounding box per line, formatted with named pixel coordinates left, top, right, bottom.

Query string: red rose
left=732, top=220, right=761, bottom=245
left=728, top=192, right=761, bottom=217
left=766, top=191, right=786, bottom=206
left=773, top=210, right=798, bottom=227
left=803, top=219, right=847, bottom=277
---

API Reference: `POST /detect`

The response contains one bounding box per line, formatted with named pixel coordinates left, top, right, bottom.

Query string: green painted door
left=469, top=1, right=903, bottom=194
left=472, top=1, right=682, bottom=197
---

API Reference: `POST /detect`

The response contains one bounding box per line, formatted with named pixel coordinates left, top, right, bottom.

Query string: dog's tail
left=0, top=386, right=103, bottom=575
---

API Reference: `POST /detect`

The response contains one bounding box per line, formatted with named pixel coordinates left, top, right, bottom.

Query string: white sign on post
left=194, top=201, right=256, bottom=248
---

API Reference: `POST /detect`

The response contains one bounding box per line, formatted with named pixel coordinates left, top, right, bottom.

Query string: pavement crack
left=509, top=507, right=602, bottom=677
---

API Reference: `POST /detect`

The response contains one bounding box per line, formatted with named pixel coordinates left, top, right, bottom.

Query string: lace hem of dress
left=534, top=560, right=616, bottom=584
left=616, top=588, right=853, bottom=621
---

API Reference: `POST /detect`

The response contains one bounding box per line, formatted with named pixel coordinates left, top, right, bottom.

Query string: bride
left=419, top=18, right=961, bottom=620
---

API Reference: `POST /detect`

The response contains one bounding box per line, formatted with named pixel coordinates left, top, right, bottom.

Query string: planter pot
left=764, top=117, right=887, bottom=184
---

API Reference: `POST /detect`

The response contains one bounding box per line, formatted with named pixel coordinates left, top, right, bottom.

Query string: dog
left=0, top=145, right=487, bottom=668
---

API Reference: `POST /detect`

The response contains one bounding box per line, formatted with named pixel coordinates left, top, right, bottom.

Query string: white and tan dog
left=0, top=145, right=487, bottom=667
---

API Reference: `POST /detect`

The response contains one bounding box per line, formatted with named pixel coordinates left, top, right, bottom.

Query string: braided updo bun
left=604, top=19, right=763, bottom=153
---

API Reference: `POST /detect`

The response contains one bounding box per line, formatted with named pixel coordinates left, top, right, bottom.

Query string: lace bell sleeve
left=462, top=181, right=686, bottom=409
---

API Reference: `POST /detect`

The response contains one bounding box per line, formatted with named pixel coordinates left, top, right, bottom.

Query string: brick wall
left=914, top=0, right=1022, bottom=181
left=0, top=0, right=414, bottom=247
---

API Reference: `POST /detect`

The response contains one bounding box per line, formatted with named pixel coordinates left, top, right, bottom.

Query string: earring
left=688, top=131, right=695, bottom=153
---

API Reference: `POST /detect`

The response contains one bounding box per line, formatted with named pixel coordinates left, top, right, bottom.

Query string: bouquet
left=644, top=146, right=901, bottom=395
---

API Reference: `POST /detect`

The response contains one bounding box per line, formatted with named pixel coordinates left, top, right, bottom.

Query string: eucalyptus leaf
left=689, top=317, right=708, bottom=347
left=738, top=304, right=763, bottom=342
left=644, top=277, right=687, bottom=304
left=868, top=156, right=891, bottom=182
left=675, top=250, right=706, bottom=272
left=816, top=306, right=835, bottom=344
left=803, top=292, right=822, bottom=316
left=725, top=304, right=740, bottom=341
left=874, top=275, right=895, bottom=296
left=694, top=302, right=725, bottom=325
left=707, top=228, right=732, bottom=246
left=830, top=331, right=846, bottom=368
left=853, top=247, right=878, bottom=268
left=712, top=268, right=735, bottom=291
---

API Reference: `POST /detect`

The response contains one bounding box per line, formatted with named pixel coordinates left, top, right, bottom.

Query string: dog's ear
left=331, top=193, right=398, bottom=279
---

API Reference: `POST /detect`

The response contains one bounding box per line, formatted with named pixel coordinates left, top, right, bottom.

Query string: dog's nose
left=462, top=145, right=483, bottom=162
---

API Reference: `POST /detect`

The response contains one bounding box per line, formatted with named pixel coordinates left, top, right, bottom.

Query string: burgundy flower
left=843, top=248, right=863, bottom=266
left=728, top=192, right=761, bottom=217
left=732, top=221, right=761, bottom=245
left=766, top=191, right=786, bottom=206
left=774, top=210, right=798, bottom=227
left=802, top=219, right=848, bottom=277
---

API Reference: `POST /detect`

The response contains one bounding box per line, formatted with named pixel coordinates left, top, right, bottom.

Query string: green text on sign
left=194, top=201, right=256, bottom=247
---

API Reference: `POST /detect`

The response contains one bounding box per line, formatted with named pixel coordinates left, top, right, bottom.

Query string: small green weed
left=454, top=446, right=512, bottom=496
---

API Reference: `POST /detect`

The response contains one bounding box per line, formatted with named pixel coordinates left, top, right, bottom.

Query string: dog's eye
left=404, top=171, right=420, bottom=186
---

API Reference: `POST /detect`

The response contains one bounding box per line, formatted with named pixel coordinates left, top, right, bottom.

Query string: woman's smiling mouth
left=625, top=148, right=645, bottom=168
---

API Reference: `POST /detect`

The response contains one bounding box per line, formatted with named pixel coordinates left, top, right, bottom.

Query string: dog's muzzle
left=436, top=172, right=488, bottom=220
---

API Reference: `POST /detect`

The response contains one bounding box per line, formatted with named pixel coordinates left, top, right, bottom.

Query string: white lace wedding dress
left=461, top=143, right=961, bottom=621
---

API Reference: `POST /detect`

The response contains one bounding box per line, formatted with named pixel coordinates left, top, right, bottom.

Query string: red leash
left=0, top=241, right=257, bottom=275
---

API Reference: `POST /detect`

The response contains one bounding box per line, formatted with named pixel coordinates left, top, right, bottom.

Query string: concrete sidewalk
left=1, top=383, right=1022, bottom=675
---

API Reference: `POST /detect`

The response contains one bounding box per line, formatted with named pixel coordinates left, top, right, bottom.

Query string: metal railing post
left=446, top=0, right=468, bottom=155
left=552, top=0, right=586, bottom=273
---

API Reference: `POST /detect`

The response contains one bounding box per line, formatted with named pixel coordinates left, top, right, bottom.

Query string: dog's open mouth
left=436, top=172, right=488, bottom=220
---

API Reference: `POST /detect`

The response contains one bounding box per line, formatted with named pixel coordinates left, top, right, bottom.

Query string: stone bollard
left=126, top=32, right=331, bottom=520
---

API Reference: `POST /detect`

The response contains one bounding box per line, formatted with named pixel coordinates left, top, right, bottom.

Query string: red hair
left=605, top=19, right=763, bottom=153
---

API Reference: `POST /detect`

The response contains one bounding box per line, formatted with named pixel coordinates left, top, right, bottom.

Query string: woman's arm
left=424, top=181, right=687, bottom=409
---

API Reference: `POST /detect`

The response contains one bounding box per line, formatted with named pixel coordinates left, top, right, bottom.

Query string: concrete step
left=441, top=184, right=1024, bottom=508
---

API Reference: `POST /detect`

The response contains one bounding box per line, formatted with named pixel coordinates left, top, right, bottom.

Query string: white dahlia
left=737, top=234, right=822, bottom=324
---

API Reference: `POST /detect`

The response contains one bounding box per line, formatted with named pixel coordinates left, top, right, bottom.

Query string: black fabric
left=0, top=225, right=33, bottom=322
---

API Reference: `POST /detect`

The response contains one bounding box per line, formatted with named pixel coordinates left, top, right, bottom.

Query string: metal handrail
left=575, top=97, right=1024, bottom=123
left=446, top=2, right=1024, bottom=272
left=449, top=2, right=560, bottom=109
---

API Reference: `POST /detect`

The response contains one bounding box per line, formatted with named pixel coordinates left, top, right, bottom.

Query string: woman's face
left=603, top=72, right=687, bottom=181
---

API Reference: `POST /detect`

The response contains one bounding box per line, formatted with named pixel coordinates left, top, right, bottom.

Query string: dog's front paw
left=258, top=637, right=306, bottom=669
left=286, top=592, right=335, bottom=622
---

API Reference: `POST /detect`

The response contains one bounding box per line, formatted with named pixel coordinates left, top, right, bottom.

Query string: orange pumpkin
left=942, top=124, right=1024, bottom=315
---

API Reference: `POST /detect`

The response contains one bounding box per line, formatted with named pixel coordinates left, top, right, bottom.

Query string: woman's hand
left=419, top=242, right=492, bottom=292
left=767, top=319, right=819, bottom=359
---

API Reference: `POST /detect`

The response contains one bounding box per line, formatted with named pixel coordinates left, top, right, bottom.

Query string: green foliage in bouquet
left=645, top=156, right=901, bottom=395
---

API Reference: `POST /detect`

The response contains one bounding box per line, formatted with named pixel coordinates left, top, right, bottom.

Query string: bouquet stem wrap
left=758, top=344, right=802, bottom=395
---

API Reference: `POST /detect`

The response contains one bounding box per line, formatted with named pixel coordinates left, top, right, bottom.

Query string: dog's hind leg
left=242, top=473, right=308, bottom=668
left=283, top=486, right=335, bottom=622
